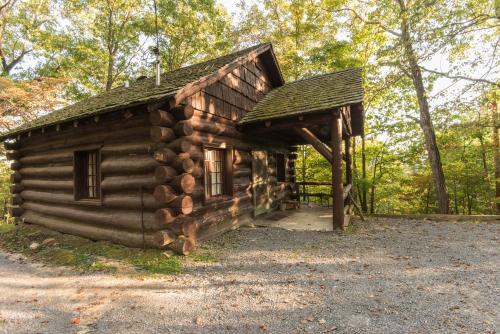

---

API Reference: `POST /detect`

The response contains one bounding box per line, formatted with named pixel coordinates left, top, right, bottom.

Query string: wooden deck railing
left=296, top=182, right=352, bottom=207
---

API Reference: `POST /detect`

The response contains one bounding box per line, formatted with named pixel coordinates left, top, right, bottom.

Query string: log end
left=154, top=208, right=176, bottom=225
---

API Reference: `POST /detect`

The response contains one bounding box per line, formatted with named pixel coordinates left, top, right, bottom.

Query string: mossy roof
left=239, top=67, right=363, bottom=124
left=1, top=43, right=270, bottom=139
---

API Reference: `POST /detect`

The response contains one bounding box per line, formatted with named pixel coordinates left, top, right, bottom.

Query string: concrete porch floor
left=251, top=205, right=336, bottom=231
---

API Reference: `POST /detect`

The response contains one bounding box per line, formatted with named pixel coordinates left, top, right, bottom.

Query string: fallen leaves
left=70, top=317, right=80, bottom=325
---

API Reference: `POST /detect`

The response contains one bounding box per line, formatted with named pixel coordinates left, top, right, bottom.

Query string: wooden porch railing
left=296, top=182, right=351, bottom=207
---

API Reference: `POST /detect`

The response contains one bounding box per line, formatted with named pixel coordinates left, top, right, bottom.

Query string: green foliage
left=0, top=222, right=183, bottom=275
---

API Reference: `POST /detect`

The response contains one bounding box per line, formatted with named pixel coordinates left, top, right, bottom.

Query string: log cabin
left=0, top=43, right=364, bottom=254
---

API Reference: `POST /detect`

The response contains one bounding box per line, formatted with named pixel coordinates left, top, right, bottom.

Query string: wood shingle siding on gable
left=186, top=58, right=273, bottom=122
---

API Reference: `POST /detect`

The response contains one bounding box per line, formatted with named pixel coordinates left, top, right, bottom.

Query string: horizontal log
left=10, top=161, right=21, bottom=170
left=11, top=194, right=23, bottom=205
left=20, top=151, right=73, bottom=165
left=101, top=156, right=160, bottom=174
left=6, top=151, right=20, bottom=160
left=154, top=166, right=178, bottom=183
left=191, top=194, right=251, bottom=217
left=11, top=183, right=24, bottom=194
left=150, top=126, right=176, bottom=143
left=233, top=167, right=251, bottom=178
left=10, top=206, right=24, bottom=217
left=103, top=193, right=163, bottom=210
left=21, top=190, right=162, bottom=210
left=169, top=173, right=196, bottom=194
left=153, top=185, right=177, bottom=204
left=20, top=123, right=150, bottom=155
left=22, top=211, right=172, bottom=248
left=20, top=166, right=72, bottom=177
left=174, top=121, right=194, bottom=136
left=21, top=179, right=73, bottom=191
left=101, top=142, right=154, bottom=156
left=150, top=109, right=176, bottom=127
left=171, top=157, right=195, bottom=173
left=20, top=143, right=154, bottom=166
left=11, top=171, right=22, bottom=182
left=153, top=147, right=177, bottom=164
left=167, top=195, right=193, bottom=215
left=22, top=201, right=163, bottom=231
left=101, top=175, right=159, bottom=191
left=166, top=138, right=193, bottom=153
left=178, top=146, right=203, bottom=161
left=187, top=131, right=252, bottom=150
left=171, top=104, right=194, bottom=120
left=190, top=117, right=241, bottom=138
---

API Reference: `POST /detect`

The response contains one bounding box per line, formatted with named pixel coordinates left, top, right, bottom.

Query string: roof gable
left=1, top=43, right=283, bottom=140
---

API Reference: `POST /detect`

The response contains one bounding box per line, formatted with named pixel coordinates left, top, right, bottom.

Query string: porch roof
left=239, top=67, right=363, bottom=125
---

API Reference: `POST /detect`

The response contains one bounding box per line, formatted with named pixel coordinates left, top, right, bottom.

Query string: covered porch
left=239, top=68, right=364, bottom=229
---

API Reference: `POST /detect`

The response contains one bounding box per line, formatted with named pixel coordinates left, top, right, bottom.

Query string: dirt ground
left=0, top=218, right=498, bottom=334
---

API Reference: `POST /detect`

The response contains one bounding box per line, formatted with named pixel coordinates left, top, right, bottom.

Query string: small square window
left=74, top=150, right=101, bottom=200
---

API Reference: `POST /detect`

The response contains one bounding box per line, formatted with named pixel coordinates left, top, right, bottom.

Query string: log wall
left=6, top=110, right=175, bottom=248
left=5, top=55, right=297, bottom=254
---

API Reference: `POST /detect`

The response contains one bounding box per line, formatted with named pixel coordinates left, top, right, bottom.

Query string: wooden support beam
left=331, top=112, right=344, bottom=230
left=294, top=127, right=333, bottom=163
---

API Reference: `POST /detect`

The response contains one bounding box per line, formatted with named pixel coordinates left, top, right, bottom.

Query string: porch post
left=331, top=110, right=344, bottom=229
left=345, top=137, right=352, bottom=186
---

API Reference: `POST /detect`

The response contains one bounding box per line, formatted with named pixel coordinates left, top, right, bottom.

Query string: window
left=276, top=153, right=286, bottom=182
left=204, top=148, right=233, bottom=199
left=74, top=150, right=101, bottom=200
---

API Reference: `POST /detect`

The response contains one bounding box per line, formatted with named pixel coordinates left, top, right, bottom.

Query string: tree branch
left=419, top=65, right=499, bottom=86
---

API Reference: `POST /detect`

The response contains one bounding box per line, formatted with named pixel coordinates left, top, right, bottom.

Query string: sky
left=219, top=0, right=239, bottom=13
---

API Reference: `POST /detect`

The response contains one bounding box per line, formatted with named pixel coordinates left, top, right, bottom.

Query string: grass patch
left=0, top=223, right=14, bottom=234
left=0, top=221, right=182, bottom=275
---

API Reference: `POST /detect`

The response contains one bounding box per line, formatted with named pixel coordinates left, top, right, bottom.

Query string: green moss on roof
left=2, top=43, right=269, bottom=138
left=240, top=67, right=363, bottom=124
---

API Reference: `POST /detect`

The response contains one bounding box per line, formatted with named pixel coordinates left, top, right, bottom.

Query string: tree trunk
left=399, top=2, right=449, bottom=213
left=369, top=156, right=378, bottom=214
left=361, top=136, right=368, bottom=213
left=492, top=92, right=499, bottom=214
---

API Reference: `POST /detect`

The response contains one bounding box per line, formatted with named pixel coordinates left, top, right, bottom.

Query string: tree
left=334, top=0, right=498, bottom=214
left=43, top=0, right=147, bottom=96
left=0, top=76, right=68, bottom=131
left=0, top=0, right=56, bottom=77
left=149, top=0, right=233, bottom=72
left=237, top=0, right=350, bottom=80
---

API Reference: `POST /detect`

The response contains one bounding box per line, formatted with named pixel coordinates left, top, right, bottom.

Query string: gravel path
left=0, top=218, right=498, bottom=334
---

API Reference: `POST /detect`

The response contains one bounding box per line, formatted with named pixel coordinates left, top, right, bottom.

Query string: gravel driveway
left=0, top=218, right=498, bottom=334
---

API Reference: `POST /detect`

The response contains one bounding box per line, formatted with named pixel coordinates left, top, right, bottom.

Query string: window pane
left=204, top=148, right=225, bottom=198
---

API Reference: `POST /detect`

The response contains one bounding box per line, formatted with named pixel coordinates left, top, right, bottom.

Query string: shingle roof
left=1, top=43, right=271, bottom=139
left=239, top=67, right=363, bottom=124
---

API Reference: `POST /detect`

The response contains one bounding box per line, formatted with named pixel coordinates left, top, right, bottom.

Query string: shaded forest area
left=0, top=0, right=498, bottom=215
